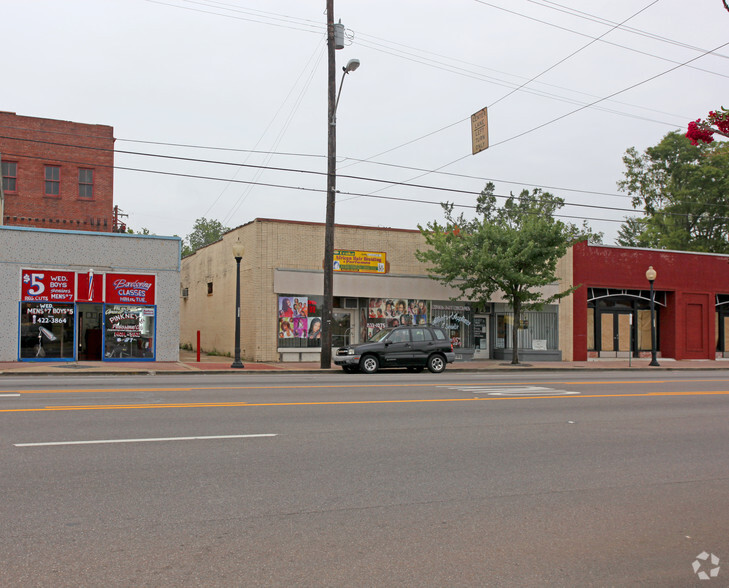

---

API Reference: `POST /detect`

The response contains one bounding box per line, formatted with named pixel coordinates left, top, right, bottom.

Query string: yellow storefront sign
left=333, top=250, right=386, bottom=274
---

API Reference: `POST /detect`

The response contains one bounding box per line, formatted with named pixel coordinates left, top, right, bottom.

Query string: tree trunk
left=512, top=298, right=520, bottom=364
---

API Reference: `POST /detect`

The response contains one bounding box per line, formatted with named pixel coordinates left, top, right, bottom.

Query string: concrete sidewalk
left=1, top=348, right=728, bottom=376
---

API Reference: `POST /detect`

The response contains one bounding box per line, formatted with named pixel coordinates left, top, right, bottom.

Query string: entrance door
left=332, top=311, right=354, bottom=349
left=77, top=303, right=104, bottom=360
left=599, top=311, right=632, bottom=358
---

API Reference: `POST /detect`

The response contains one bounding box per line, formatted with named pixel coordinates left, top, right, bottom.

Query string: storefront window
left=495, top=308, right=558, bottom=350
left=278, top=295, right=322, bottom=348
left=104, top=305, right=156, bottom=360
left=431, top=302, right=473, bottom=349
left=19, top=302, right=75, bottom=360
left=363, top=298, right=428, bottom=339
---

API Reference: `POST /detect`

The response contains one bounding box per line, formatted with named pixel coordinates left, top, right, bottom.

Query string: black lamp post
left=646, top=265, right=659, bottom=367
left=231, top=240, right=245, bottom=369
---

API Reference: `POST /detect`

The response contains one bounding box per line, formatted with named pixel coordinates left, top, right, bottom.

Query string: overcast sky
left=4, top=0, right=728, bottom=243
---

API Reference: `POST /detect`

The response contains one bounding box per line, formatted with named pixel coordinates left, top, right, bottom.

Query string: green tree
left=615, top=217, right=649, bottom=247
left=617, top=131, right=729, bottom=253
left=416, top=183, right=581, bottom=364
left=184, top=217, right=230, bottom=257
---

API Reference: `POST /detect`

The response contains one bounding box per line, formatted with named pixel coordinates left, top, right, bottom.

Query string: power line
left=489, top=0, right=662, bottom=108
left=0, top=130, right=633, bottom=201
left=527, top=0, right=729, bottom=58
left=6, top=147, right=728, bottom=225
left=491, top=39, right=729, bottom=149
left=472, top=0, right=729, bottom=81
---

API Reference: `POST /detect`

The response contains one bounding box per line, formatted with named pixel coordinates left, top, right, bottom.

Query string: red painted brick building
left=562, top=241, right=729, bottom=361
left=0, top=111, right=114, bottom=231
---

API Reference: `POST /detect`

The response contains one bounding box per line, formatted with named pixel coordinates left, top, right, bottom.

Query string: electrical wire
left=5, top=146, right=728, bottom=223
left=489, top=0, right=662, bottom=109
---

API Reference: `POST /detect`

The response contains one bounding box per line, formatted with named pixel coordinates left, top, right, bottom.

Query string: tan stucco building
left=179, top=218, right=562, bottom=363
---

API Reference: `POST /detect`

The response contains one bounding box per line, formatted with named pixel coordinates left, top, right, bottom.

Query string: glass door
left=332, top=311, right=354, bottom=349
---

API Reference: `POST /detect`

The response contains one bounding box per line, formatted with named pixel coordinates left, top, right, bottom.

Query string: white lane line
left=440, top=385, right=580, bottom=396
left=14, top=434, right=278, bottom=447
left=0, top=394, right=21, bottom=397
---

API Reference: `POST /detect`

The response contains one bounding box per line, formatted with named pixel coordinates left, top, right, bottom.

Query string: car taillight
left=450, top=343, right=454, bottom=351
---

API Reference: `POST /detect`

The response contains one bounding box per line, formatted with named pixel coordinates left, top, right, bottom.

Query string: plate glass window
left=78, top=168, right=94, bottom=199
left=45, top=165, right=60, bottom=196
left=2, top=161, right=17, bottom=192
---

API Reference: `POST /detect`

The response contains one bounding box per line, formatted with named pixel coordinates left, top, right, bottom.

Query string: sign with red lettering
left=105, top=273, right=156, bottom=304
left=21, top=270, right=76, bottom=302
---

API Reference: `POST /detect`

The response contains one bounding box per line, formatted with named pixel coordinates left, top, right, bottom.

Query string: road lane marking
left=1, top=390, right=729, bottom=413
left=0, top=394, right=21, bottom=397
left=443, top=385, right=580, bottom=396
left=9, top=378, right=729, bottom=395
left=14, top=433, right=278, bottom=447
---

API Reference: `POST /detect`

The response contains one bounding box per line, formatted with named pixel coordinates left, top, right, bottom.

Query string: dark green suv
left=333, top=325, right=456, bottom=374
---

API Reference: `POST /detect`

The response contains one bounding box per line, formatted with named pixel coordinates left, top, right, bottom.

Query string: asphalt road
left=1, top=371, right=728, bottom=587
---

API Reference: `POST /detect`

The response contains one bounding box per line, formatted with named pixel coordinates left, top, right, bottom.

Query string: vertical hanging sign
left=471, top=107, right=489, bottom=155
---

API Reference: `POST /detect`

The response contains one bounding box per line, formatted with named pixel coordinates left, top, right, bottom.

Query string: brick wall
left=0, top=111, right=114, bottom=231
left=179, top=218, right=433, bottom=362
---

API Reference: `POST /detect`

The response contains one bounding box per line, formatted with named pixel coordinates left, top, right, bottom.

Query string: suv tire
left=360, top=355, right=379, bottom=374
left=427, top=353, right=446, bottom=374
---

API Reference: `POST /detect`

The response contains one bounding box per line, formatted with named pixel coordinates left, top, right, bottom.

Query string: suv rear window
left=432, top=328, right=447, bottom=340
left=389, top=329, right=411, bottom=343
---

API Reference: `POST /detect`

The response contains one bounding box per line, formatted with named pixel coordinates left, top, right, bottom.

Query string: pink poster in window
left=105, top=273, right=156, bottom=304
left=21, top=269, right=76, bottom=302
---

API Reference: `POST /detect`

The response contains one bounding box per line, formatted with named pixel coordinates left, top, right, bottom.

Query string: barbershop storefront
left=19, top=269, right=157, bottom=361
left=0, top=225, right=181, bottom=363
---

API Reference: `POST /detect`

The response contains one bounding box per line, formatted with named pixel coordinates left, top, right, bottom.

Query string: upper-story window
left=45, top=165, right=61, bottom=196
left=2, top=161, right=17, bottom=192
left=78, top=168, right=94, bottom=199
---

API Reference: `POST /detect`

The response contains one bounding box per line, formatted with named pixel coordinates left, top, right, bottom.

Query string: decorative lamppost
left=231, top=239, right=245, bottom=369
left=646, top=265, right=659, bottom=367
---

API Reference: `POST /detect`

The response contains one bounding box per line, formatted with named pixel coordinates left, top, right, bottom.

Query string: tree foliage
left=183, top=217, right=230, bottom=257
left=686, top=107, right=729, bottom=145
left=617, top=131, right=729, bottom=253
left=416, top=183, right=586, bottom=364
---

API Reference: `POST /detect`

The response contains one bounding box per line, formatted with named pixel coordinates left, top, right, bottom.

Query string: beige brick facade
left=180, top=218, right=445, bottom=362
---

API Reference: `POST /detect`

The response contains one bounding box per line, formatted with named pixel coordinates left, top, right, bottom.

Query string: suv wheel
left=360, top=355, right=379, bottom=374
left=427, top=354, right=446, bottom=374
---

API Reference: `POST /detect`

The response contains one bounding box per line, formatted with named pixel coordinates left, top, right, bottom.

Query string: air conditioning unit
left=343, top=298, right=358, bottom=309
left=181, top=287, right=189, bottom=298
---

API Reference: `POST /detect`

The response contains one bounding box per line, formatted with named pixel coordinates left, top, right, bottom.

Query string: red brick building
left=0, top=111, right=114, bottom=231
left=563, top=241, right=729, bottom=361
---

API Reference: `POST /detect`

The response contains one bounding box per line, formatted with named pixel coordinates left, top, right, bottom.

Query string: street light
left=320, top=16, right=361, bottom=369
left=231, top=239, right=245, bottom=369
left=646, top=265, right=659, bottom=367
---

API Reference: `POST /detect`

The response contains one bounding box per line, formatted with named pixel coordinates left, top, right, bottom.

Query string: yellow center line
left=10, top=378, right=729, bottom=395
left=1, top=390, right=729, bottom=413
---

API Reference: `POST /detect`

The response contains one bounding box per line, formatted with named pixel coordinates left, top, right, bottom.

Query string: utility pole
left=321, top=0, right=337, bottom=369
